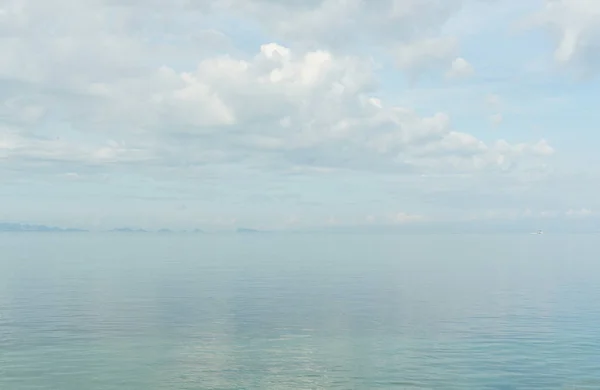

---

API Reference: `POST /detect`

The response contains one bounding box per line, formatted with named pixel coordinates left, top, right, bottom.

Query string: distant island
left=110, top=228, right=204, bottom=233
left=0, top=223, right=87, bottom=232
left=109, top=227, right=148, bottom=233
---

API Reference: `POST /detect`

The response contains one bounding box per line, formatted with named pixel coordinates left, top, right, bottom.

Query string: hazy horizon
left=2, top=1, right=600, bottom=388
left=1, top=218, right=598, bottom=234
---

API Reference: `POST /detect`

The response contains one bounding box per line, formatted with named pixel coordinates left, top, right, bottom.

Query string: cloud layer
left=0, top=0, right=595, bottom=229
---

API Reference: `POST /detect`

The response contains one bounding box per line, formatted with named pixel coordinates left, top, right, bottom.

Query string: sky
left=0, top=0, right=599, bottom=231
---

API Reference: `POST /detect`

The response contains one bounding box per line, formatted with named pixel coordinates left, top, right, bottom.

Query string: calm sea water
left=1, top=233, right=600, bottom=389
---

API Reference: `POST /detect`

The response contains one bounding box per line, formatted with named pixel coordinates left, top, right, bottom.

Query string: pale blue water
left=1, top=234, right=600, bottom=389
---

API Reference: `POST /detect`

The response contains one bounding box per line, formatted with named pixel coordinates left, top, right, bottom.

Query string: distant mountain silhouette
left=109, top=227, right=148, bottom=233
left=0, top=222, right=87, bottom=232
left=110, top=227, right=204, bottom=233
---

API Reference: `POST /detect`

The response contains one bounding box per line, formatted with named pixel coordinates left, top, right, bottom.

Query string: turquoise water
left=1, top=234, right=600, bottom=389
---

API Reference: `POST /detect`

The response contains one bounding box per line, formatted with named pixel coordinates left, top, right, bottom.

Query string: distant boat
left=531, top=230, right=543, bottom=235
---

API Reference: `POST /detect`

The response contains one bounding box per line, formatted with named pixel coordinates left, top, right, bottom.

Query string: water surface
left=1, top=234, right=599, bottom=389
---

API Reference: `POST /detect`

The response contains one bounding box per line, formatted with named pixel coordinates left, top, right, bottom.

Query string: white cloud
left=1, top=35, right=551, bottom=174
left=389, top=212, right=426, bottom=224
left=485, top=94, right=502, bottom=108
left=0, top=0, right=580, bottom=229
left=468, top=207, right=597, bottom=222
left=76, top=43, right=376, bottom=140
left=446, top=57, right=475, bottom=79
left=530, top=139, right=554, bottom=156
left=395, top=37, right=458, bottom=76
left=484, top=94, right=503, bottom=127
left=63, top=172, right=80, bottom=179
left=284, top=215, right=300, bottom=226
left=98, top=0, right=472, bottom=78
left=490, top=113, right=503, bottom=126
left=566, top=208, right=594, bottom=218
left=0, top=124, right=156, bottom=165
left=526, top=0, right=600, bottom=73
left=222, top=0, right=464, bottom=49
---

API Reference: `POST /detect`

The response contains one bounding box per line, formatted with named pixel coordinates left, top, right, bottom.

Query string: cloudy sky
left=0, top=0, right=598, bottom=230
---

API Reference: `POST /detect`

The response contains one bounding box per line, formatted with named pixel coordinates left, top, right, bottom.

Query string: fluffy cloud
left=0, top=35, right=552, bottom=174
left=527, top=0, right=600, bottom=74
left=446, top=57, right=475, bottom=79
left=0, top=125, right=155, bottom=166
left=222, top=0, right=477, bottom=78
left=220, top=0, right=464, bottom=47
left=0, top=0, right=554, bottom=177
left=0, top=0, right=561, bottom=225
left=15, top=0, right=473, bottom=77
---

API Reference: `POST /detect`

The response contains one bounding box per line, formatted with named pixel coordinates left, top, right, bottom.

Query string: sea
left=1, top=233, right=599, bottom=389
